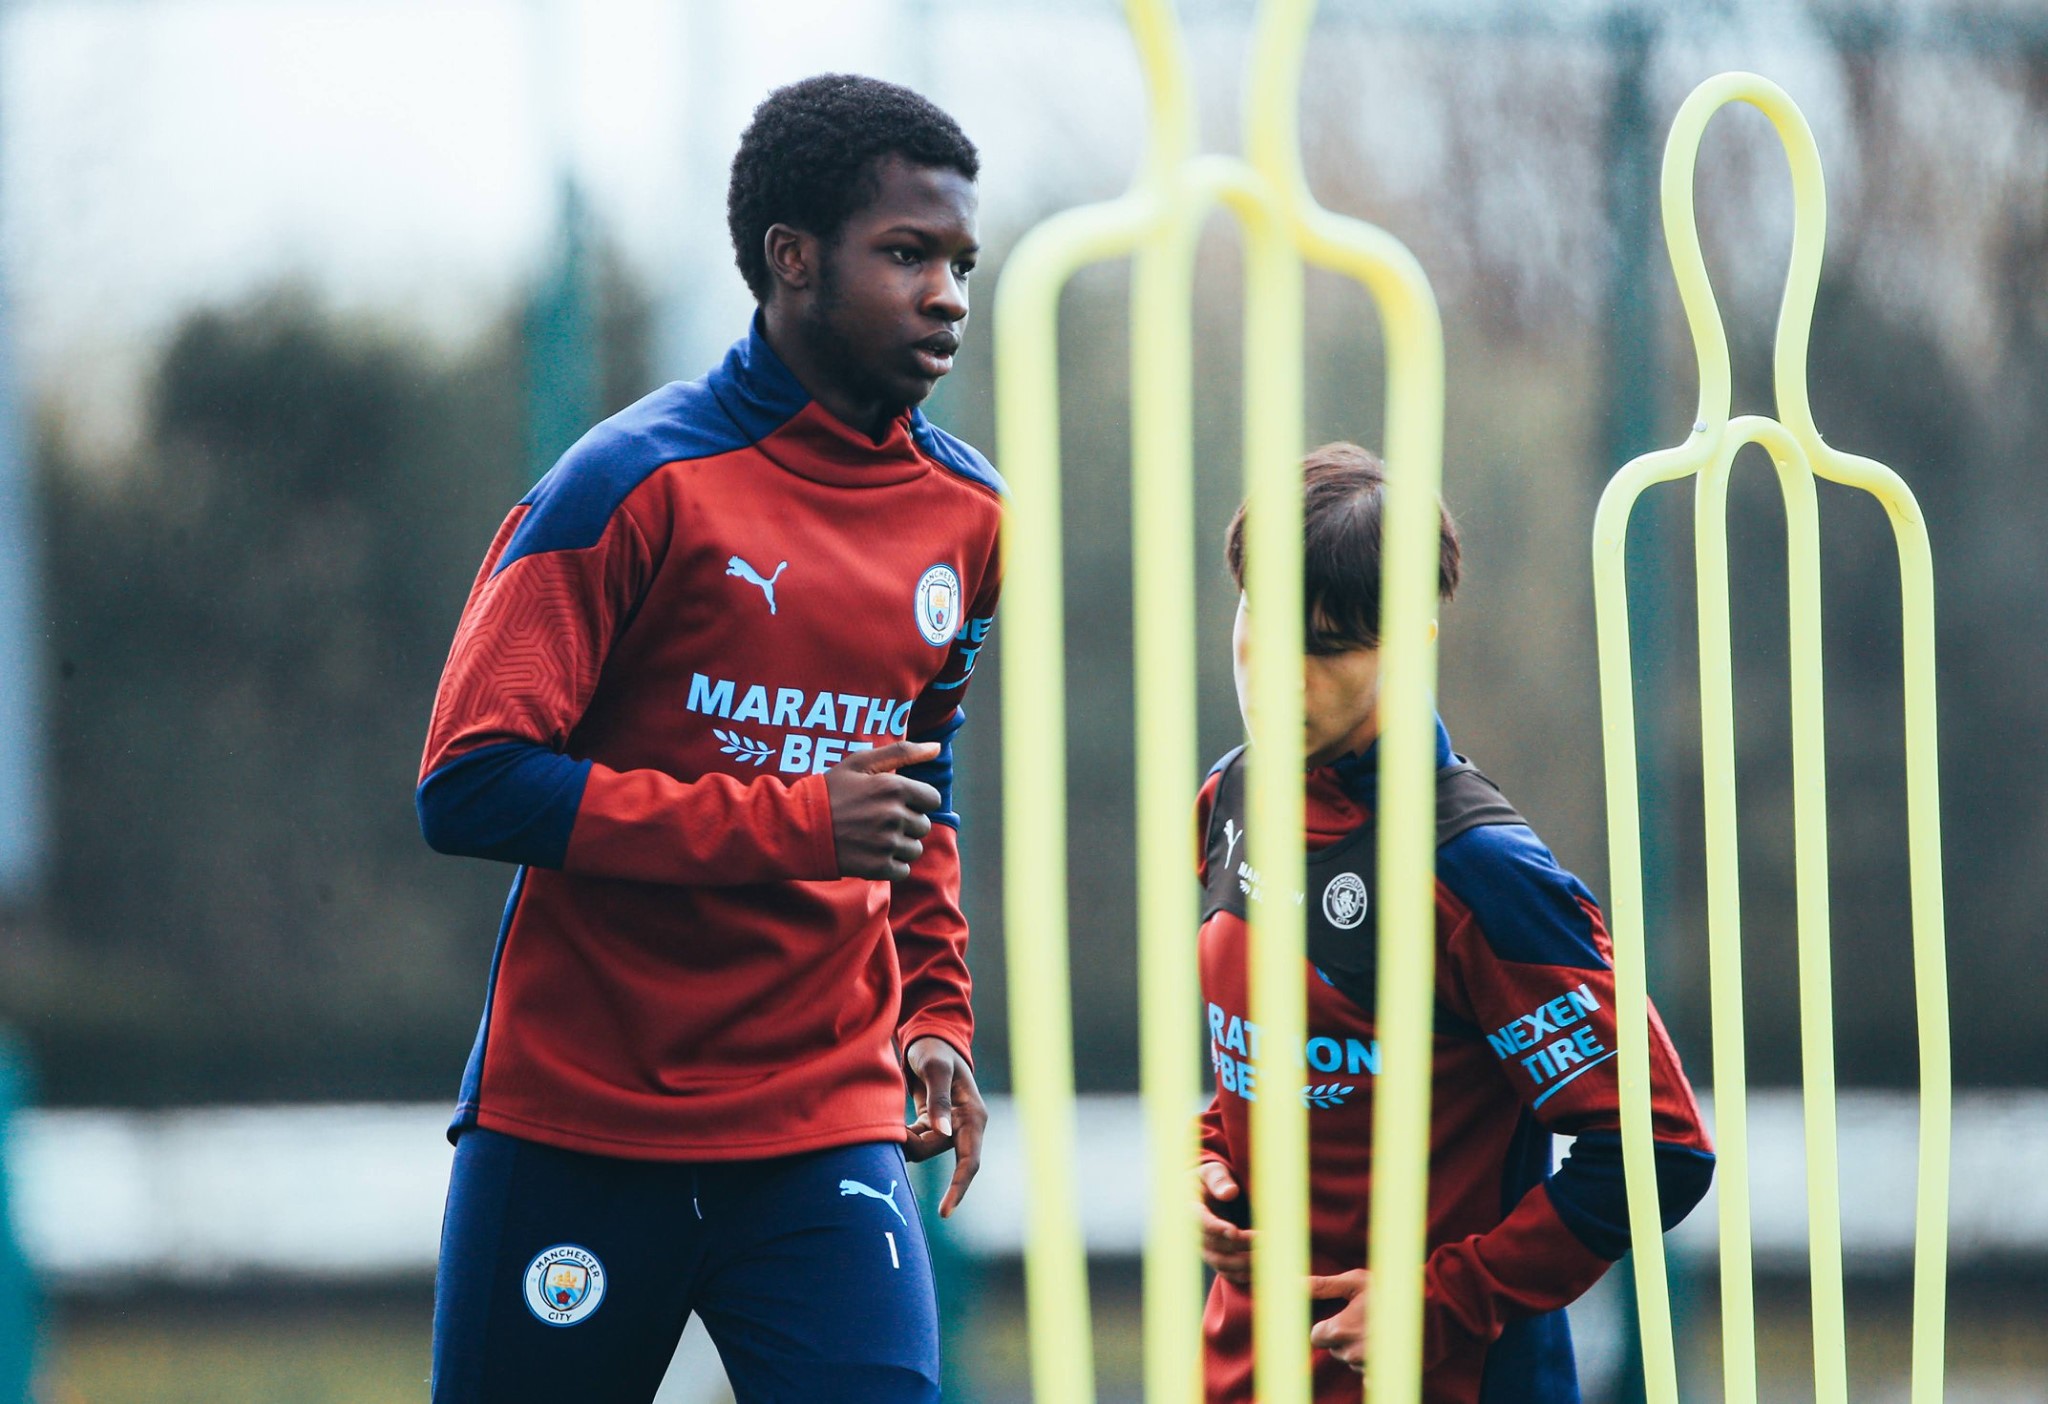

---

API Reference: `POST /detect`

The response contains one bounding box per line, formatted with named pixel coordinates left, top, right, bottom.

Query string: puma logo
left=1223, top=817, right=1242, bottom=870
left=726, top=555, right=788, bottom=614
left=838, top=1177, right=907, bottom=1225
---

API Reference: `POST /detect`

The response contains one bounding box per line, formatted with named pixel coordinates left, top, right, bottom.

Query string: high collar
left=1325, top=715, right=1457, bottom=809
left=708, top=315, right=934, bottom=488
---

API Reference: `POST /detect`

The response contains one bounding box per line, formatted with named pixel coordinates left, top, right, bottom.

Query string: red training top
left=417, top=319, right=1003, bottom=1161
left=1195, top=722, right=1713, bottom=1404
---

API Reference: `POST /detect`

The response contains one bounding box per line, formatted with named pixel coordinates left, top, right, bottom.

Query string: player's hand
left=903, top=1035, right=985, bottom=1218
left=1306, top=1268, right=1371, bottom=1372
left=825, top=741, right=941, bottom=880
left=1195, top=1160, right=1253, bottom=1285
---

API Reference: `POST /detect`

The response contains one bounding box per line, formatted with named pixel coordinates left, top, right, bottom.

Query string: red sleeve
left=1416, top=830, right=1715, bottom=1364
left=891, top=551, right=1002, bottom=1063
left=1192, top=773, right=1232, bottom=1167
left=1420, top=1182, right=1614, bottom=1367
left=418, top=499, right=838, bottom=886
left=1197, top=1090, right=1232, bottom=1167
left=893, top=821, right=973, bottom=1062
left=1194, top=767, right=1221, bottom=889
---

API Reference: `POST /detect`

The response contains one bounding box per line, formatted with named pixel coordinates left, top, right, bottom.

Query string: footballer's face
left=771, top=157, right=979, bottom=436
left=1232, top=594, right=1384, bottom=769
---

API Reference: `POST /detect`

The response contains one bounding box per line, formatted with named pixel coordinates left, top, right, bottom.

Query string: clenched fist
left=824, top=740, right=942, bottom=880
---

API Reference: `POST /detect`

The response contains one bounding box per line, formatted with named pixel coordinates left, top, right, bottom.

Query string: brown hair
left=1224, top=442, right=1461, bottom=654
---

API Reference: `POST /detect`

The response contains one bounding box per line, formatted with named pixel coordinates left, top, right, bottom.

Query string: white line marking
left=886, top=1231, right=900, bottom=1269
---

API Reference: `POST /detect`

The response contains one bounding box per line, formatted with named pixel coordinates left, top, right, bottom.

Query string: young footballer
left=1192, top=444, right=1714, bottom=1402
left=418, top=76, right=1000, bottom=1403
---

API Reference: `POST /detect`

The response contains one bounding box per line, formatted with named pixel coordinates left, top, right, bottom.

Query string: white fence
left=10, top=1091, right=2047, bottom=1287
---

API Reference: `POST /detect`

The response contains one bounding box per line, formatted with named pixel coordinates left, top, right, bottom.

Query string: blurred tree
left=6, top=30, right=2045, bottom=1108
left=9, top=253, right=651, bottom=1105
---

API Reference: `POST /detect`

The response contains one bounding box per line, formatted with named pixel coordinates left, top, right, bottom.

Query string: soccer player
left=1191, top=444, right=1715, bottom=1402
left=417, top=76, right=1000, bottom=1403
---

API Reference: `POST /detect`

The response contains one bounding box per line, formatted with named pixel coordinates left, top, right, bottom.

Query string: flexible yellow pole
left=1165, top=138, right=1322, bottom=1404
left=1237, top=188, right=1313, bottom=1404
left=1126, top=6, right=1208, bottom=1402
left=1749, top=104, right=1853, bottom=1404
left=1689, top=429, right=1760, bottom=1404
left=995, top=192, right=1153, bottom=1404
left=1241, top=4, right=1447, bottom=1400
left=1000, top=6, right=1450, bottom=1401
left=1596, top=70, right=1949, bottom=1404
left=1763, top=94, right=1952, bottom=1404
left=995, top=4, right=1201, bottom=1400
left=1592, top=437, right=1705, bottom=1404
left=1691, top=413, right=1840, bottom=1404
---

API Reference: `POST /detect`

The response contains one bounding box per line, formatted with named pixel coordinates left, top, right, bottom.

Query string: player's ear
left=763, top=224, right=817, bottom=295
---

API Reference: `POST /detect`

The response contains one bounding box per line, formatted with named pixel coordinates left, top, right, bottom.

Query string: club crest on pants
left=523, top=1243, right=607, bottom=1325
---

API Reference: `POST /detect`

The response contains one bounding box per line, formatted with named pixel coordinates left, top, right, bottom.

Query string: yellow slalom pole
left=1692, top=413, right=1840, bottom=1404
left=1592, top=442, right=1705, bottom=1404
left=1595, top=70, right=1950, bottom=1404
left=1241, top=4, right=1448, bottom=1400
left=1689, top=418, right=1762, bottom=1404
left=1764, top=94, right=1953, bottom=1404
left=1784, top=438, right=1953, bottom=1403
left=994, top=4, right=1199, bottom=1401
left=1127, top=7, right=1208, bottom=1403
left=995, top=191, right=1153, bottom=1404
left=1131, top=203, right=1208, bottom=1404
left=998, top=5, right=1449, bottom=1401
left=1235, top=171, right=1313, bottom=1404
left=1177, top=151, right=1312, bottom=1404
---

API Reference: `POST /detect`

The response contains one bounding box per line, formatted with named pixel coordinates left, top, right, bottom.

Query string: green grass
left=43, top=1294, right=429, bottom=1404
left=33, top=1273, right=2048, bottom=1404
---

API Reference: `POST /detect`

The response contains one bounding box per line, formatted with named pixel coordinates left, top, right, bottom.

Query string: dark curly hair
left=727, top=74, right=980, bottom=302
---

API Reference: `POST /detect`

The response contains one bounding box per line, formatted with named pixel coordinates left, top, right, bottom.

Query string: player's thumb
left=925, top=1065, right=955, bottom=1139
left=1198, top=1160, right=1239, bottom=1200
left=841, top=740, right=942, bottom=775
left=1306, top=1269, right=1367, bottom=1300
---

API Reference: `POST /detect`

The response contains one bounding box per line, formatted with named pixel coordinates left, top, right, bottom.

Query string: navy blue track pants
left=432, top=1128, right=941, bottom=1403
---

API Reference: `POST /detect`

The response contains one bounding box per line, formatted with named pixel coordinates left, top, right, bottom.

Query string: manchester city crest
left=1322, top=872, right=1369, bottom=930
left=914, top=563, right=962, bottom=646
left=523, top=1243, right=607, bottom=1326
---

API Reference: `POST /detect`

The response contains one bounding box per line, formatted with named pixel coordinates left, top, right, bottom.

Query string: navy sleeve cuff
left=902, top=708, right=966, bottom=831
left=417, top=740, right=592, bottom=868
left=1545, top=1130, right=1716, bottom=1260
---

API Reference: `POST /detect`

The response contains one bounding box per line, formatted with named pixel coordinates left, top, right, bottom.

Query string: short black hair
left=1225, top=442, right=1461, bottom=654
left=727, top=74, right=980, bottom=301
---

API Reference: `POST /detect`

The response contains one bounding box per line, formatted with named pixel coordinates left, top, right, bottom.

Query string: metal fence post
left=0, top=1027, right=39, bottom=1404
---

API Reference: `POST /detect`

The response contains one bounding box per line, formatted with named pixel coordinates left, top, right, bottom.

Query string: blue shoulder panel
left=1331, top=717, right=1455, bottom=805
left=493, top=322, right=810, bottom=577
left=1437, top=822, right=1608, bottom=970
left=494, top=380, right=753, bottom=577
left=910, top=412, right=1007, bottom=496
left=1205, top=745, right=1246, bottom=780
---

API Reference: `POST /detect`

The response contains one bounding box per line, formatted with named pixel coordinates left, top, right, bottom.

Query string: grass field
left=36, top=1271, right=2048, bottom=1403
left=42, top=1292, right=430, bottom=1404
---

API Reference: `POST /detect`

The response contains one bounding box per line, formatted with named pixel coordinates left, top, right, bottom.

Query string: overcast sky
left=2, top=0, right=2023, bottom=457
left=0, top=0, right=1149, bottom=452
